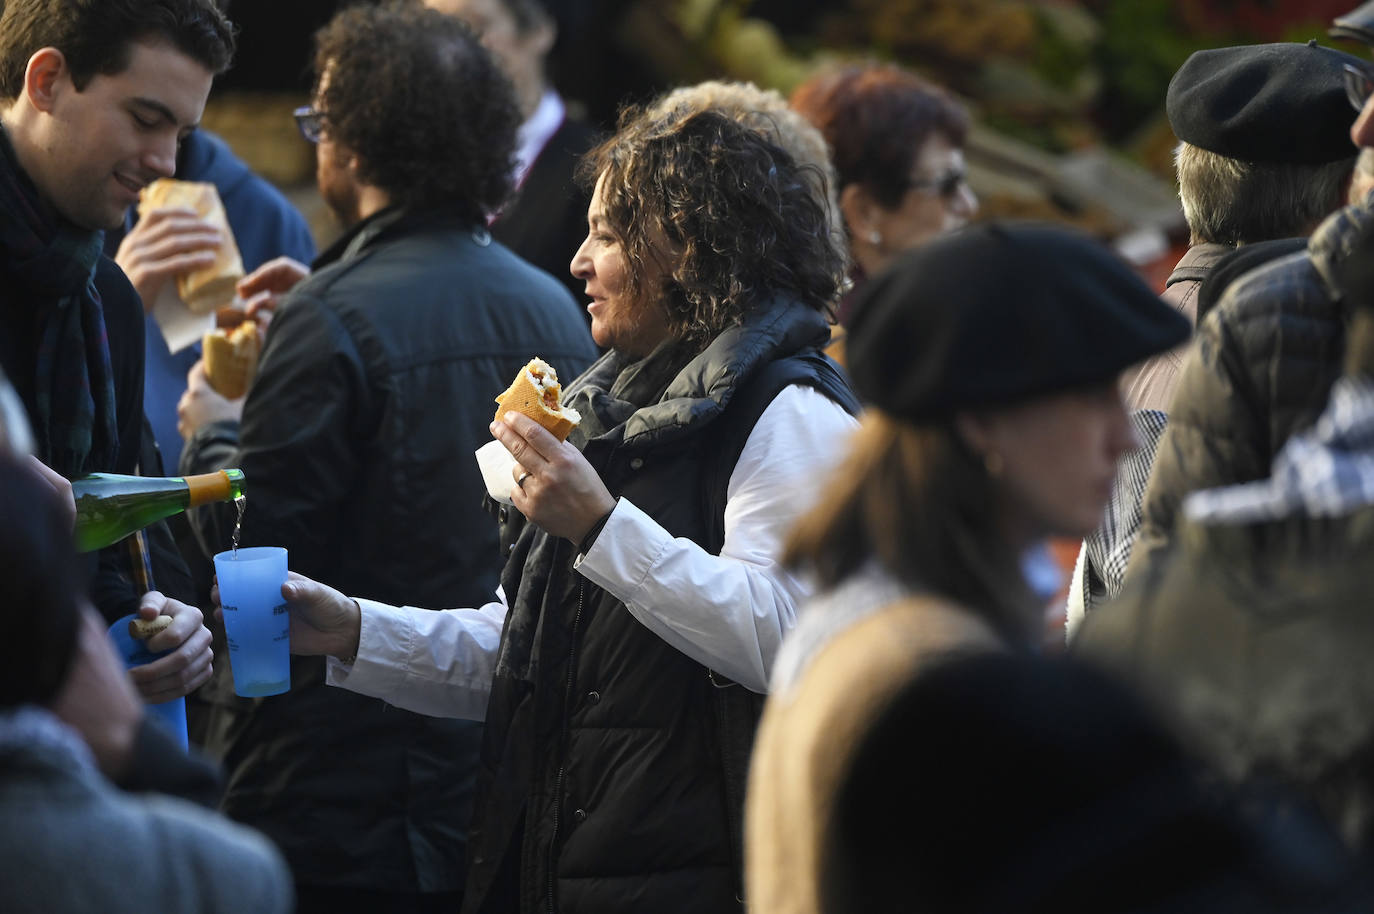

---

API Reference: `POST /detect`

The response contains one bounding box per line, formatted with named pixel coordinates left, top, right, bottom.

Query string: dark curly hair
left=312, top=3, right=520, bottom=222
left=581, top=106, right=845, bottom=348
left=0, top=0, right=235, bottom=102
left=791, top=62, right=969, bottom=210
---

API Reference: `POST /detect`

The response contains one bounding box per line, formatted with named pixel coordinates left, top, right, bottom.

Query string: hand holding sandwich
left=492, top=411, right=616, bottom=545
left=114, top=205, right=223, bottom=314
left=177, top=360, right=244, bottom=441
left=235, top=256, right=311, bottom=332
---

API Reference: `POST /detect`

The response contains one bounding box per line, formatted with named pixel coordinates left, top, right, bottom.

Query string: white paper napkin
left=475, top=439, right=519, bottom=507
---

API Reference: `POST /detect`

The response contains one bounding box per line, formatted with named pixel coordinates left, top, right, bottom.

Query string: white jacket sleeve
left=574, top=385, right=858, bottom=691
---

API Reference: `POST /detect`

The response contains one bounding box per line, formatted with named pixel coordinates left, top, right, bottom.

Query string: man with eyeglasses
left=174, top=6, right=595, bottom=912
left=1122, top=31, right=1374, bottom=597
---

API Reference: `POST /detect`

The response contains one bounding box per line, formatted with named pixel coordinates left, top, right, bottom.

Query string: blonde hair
left=784, top=411, right=1036, bottom=641
left=1175, top=141, right=1354, bottom=246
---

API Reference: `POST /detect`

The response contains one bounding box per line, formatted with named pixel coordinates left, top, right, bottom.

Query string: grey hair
left=1175, top=142, right=1355, bottom=246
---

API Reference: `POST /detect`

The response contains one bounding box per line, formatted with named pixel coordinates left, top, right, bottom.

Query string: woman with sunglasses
left=790, top=61, right=978, bottom=352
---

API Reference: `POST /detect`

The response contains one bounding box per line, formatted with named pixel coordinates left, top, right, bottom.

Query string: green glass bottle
left=72, top=469, right=246, bottom=553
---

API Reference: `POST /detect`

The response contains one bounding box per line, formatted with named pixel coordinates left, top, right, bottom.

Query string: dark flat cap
left=1332, top=1, right=1374, bottom=45
left=846, top=223, right=1189, bottom=421
left=1167, top=41, right=1362, bottom=164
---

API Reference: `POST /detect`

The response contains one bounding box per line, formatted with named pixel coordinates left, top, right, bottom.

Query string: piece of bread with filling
left=203, top=320, right=260, bottom=400
left=494, top=357, right=581, bottom=442
left=138, top=178, right=245, bottom=313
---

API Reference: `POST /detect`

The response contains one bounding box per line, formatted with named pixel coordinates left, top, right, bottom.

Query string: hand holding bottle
left=125, top=593, right=214, bottom=704
left=213, top=571, right=361, bottom=661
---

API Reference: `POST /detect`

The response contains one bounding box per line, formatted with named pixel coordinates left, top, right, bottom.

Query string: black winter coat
left=181, top=207, right=597, bottom=893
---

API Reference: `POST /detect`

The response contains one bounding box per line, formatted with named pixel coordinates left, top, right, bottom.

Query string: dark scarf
left=562, top=337, right=699, bottom=452
left=0, top=127, right=117, bottom=475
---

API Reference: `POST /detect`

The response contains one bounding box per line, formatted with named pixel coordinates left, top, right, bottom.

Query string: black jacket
left=463, top=300, right=856, bottom=914
left=492, top=116, right=599, bottom=306
left=181, top=207, right=597, bottom=893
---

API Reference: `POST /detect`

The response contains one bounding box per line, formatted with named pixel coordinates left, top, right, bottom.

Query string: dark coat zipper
left=545, top=575, right=586, bottom=913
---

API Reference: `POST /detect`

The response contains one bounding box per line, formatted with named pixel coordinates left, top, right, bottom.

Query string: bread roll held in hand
left=494, top=358, right=581, bottom=441
left=203, top=320, right=260, bottom=400
left=138, top=178, right=245, bottom=313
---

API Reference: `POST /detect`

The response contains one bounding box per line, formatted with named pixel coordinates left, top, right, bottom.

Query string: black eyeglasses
left=1345, top=62, right=1374, bottom=113
left=904, top=168, right=968, bottom=201
left=293, top=106, right=326, bottom=144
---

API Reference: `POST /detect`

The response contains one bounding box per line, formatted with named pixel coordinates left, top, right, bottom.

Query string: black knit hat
left=845, top=222, right=1190, bottom=421
left=1167, top=41, right=1362, bottom=164
left=0, top=453, right=83, bottom=708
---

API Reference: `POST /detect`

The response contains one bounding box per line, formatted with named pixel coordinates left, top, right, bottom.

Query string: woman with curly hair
left=259, top=100, right=860, bottom=913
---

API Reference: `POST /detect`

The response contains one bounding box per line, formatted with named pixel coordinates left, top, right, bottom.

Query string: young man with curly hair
left=176, top=6, right=596, bottom=912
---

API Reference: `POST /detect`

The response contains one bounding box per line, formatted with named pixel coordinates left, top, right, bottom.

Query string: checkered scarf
left=0, top=127, right=117, bottom=476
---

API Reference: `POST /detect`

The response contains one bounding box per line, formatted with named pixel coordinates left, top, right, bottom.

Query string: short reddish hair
left=791, top=63, right=969, bottom=210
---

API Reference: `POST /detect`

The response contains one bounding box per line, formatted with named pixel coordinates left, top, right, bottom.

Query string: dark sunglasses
left=293, top=106, right=326, bottom=144
left=904, top=168, right=967, bottom=201
left=1345, top=62, right=1374, bottom=113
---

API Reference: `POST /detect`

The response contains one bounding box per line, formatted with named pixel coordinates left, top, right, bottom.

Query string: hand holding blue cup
left=214, top=546, right=291, bottom=697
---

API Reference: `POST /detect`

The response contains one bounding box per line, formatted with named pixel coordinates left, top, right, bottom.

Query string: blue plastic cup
left=214, top=546, right=291, bottom=698
left=107, top=615, right=189, bottom=749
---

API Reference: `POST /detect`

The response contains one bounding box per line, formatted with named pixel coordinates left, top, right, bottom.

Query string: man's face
left=25, top=41, right=213, bottom=231
left=423, top=0, right=550, bottom=113
left=310, top=65, right=362, bottom=228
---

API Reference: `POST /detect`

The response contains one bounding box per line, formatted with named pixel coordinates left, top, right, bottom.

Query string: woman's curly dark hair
left=312, top=3, right=520, bottom=223
left=581, top=106, right=846, bottom=348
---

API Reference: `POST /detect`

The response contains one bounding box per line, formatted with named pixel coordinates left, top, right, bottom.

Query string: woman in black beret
left=746, top=222, right=1196, bottom=913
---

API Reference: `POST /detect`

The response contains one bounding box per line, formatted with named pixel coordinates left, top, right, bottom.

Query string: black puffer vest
left=463, top=300, right=856, bottom=914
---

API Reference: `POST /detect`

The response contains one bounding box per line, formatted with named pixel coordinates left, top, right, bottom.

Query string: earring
left=984, top=451, right=1004, bottom=477
left=867, top=229, right=882, bottom=246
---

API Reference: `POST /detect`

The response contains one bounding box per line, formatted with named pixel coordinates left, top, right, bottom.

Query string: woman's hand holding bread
left=492, top=411, right=616, bottom=546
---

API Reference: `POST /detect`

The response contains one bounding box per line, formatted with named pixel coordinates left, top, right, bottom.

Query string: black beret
left=846, top=222, right=1190, bottom=421
left=1166, top=41, right=1363, bottom=164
